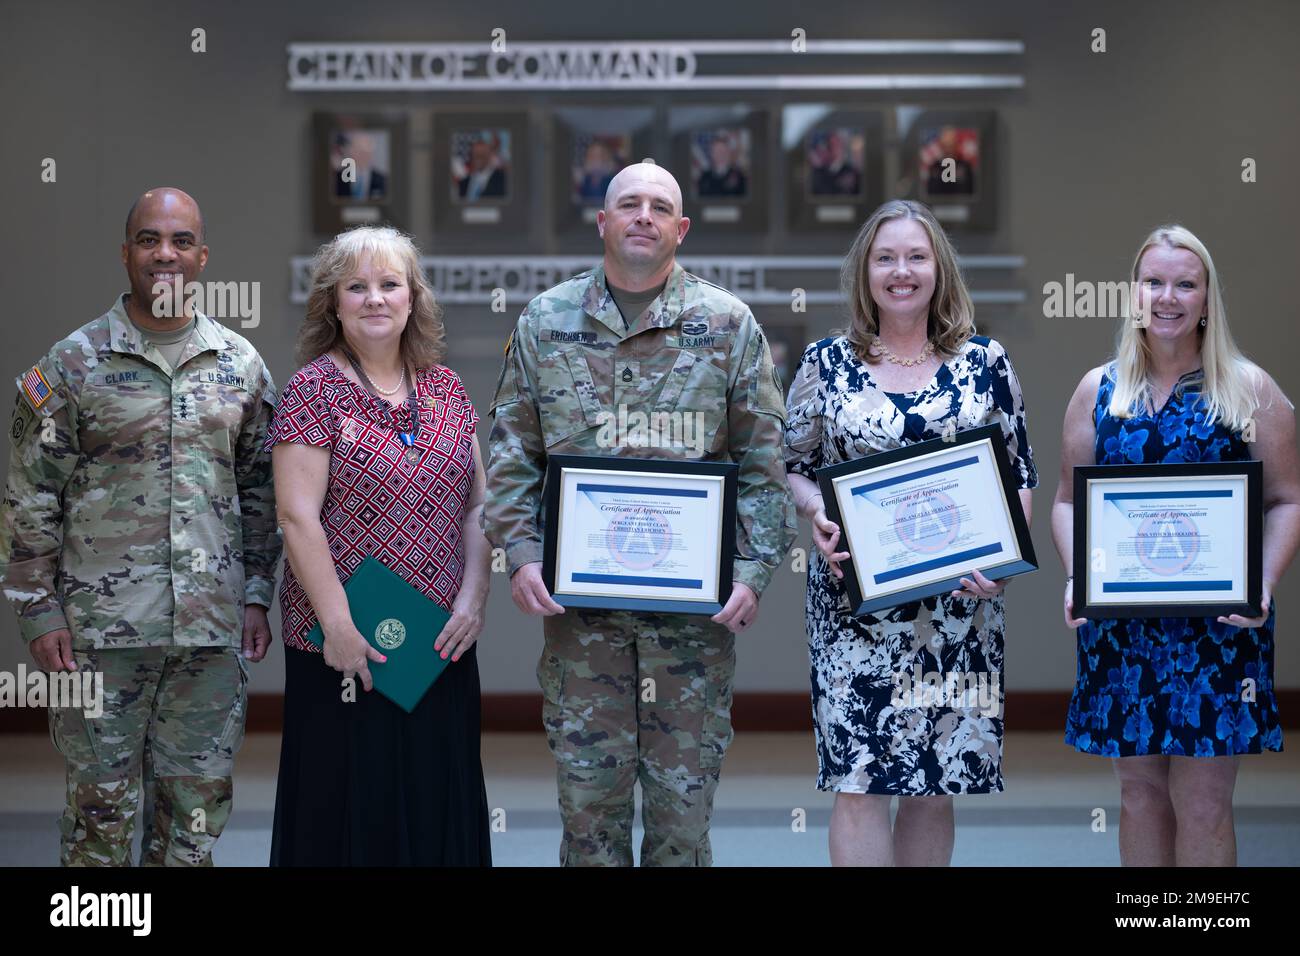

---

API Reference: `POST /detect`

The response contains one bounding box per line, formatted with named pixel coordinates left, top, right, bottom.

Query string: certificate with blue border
left=542, top=455, right=738, bottom=615
left=1073, top=462, right=1262, bottom=619
left=817, top=424, right=1037, bottom=616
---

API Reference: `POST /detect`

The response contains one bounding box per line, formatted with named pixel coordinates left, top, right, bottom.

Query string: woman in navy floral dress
left=785, top=200, right=1037, bottom=866
left=1053, top=225, right=1300, bottom=866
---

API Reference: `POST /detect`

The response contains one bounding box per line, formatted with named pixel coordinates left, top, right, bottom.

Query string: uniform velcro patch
left=21, top=365, right=52, bottom=410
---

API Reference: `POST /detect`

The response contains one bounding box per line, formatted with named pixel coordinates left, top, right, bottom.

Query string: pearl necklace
left=341, top=345, right=405, bottom=395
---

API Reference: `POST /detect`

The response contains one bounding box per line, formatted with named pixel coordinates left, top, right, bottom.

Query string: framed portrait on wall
left=898, top=108, right=997, bottom=230
left=551, top=106, right=656, bottom=239
left=312, top=112, right=408, bottom=235
left=669, top=105, right=768, bottom=233
left=432, top=111, right=529, bottom=235
left=452, top=128, right=512, bottom=204
left=783, top=106, right=883, bottom=232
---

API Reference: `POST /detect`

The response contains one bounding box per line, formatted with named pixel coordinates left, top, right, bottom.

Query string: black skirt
left=270, top=643, right=492, bottom=866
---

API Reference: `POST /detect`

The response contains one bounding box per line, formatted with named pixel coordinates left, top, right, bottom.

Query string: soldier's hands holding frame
left=711, top=580, right=758, bottom=634
left=510, top=562, right=565, bottom=616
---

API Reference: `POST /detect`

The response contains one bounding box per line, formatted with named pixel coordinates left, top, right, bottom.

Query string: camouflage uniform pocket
left=654, top=350, right=700, bottom=411
left=49, top=698, right=102, bottom=768
left=216, top=652, right=249, bottom=759
left=536, top=347, right=604, bottom=448
left=656, top=351, right=728, bottom=455
left=699, top=647, right=736, bottom=770
left=537, top=651, right=565, bottom=706
left=536, top=651, right=566, bottom=754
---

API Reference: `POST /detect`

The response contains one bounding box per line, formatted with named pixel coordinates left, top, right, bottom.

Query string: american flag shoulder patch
left=21, top=364, right=53, bottom=410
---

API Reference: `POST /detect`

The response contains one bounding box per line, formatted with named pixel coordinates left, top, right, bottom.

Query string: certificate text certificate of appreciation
left=555, top=469, right=723, bottom=602
left=837, top=441, right=1016, bottom=599
left=1086, top=476, right=1246, bottom=606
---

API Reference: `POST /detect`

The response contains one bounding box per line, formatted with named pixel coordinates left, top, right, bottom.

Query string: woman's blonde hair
left=295, top=225, right=446, bottom=370
left=1110, top=224, right=1259, bottom=430
left=840, top=199, right=975, bottom=363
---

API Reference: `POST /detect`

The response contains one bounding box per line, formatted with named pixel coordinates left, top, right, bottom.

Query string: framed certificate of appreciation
left=1073, top=462, right=1262, bottom=619
left=816, top=424, right=1037, bottom=616
left=542, top=455, right=738, bottom=615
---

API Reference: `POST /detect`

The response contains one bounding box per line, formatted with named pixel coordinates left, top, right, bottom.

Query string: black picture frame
left=783, top=105, right=884, bottom=232
left=432, top=111, right=530, bottom=238
left=669, top=105, right=768, bottom=234
left=312, top=112, right=409, bottom=235
left=1073, top=461, right=1263, bottom=619
left=816, top=424, right=1036, bottom=616
left=550, top=106, right=657, bottom=242
left=898, top=108, right=997, bottom=231
left=542, top=454, right=738, bottom=615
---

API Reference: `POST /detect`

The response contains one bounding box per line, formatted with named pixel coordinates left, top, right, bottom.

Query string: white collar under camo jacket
left=481, top=261, right=796, bottom=596
left=0, top=294, right=282, bottom=648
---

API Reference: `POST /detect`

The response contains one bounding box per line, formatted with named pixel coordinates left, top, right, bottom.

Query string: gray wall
left=2, top=0, right=1296, bottom=695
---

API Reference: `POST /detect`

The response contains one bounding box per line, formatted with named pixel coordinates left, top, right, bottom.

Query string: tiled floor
left=2, top=732, right=1296, bottom=866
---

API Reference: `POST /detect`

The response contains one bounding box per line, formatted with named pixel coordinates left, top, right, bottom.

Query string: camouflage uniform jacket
left=483, top=261, right=796, bottom=595
left=0, top=294, right=281, bottom=648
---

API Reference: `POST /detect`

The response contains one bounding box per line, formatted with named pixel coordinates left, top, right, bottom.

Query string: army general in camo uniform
left=0, top=188, right=281, bottom=866
left=484, top=162, right=796, bottom=866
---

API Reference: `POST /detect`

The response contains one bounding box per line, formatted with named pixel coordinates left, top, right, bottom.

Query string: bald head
left=125, top=187, right=205, bottom=242
left=604, top=162, right=683, bottom=215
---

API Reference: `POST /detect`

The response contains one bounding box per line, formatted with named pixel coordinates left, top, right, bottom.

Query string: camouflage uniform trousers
left=539, top=607, right=736, bottom=866
left=47, top=645, right=248, bottom=866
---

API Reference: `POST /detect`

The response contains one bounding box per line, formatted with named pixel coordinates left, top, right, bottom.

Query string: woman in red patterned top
left=267, top=226, right=491, bottom=866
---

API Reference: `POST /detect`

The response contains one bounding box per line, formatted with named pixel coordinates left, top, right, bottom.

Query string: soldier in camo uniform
left=483, top=162, right=796, bottom=866
left=0, top=187, right=281, bottom=866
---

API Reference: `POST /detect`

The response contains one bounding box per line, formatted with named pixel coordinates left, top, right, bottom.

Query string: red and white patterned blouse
left=265, top=354, right=480, bottom=652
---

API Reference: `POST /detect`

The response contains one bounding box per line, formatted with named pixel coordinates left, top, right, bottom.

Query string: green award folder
left=304, top=556, right=453, bottom=713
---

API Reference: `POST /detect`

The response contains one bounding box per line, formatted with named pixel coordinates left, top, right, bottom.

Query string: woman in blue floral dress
left=1053, top=225, right=1300, bottom=866
left=785, top=200, right=1037, bottom=866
